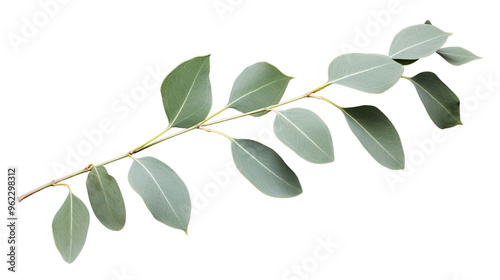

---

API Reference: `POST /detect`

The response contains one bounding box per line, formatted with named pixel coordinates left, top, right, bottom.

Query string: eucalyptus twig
left=19, top=21, right=481, bottom=264
left=18, top=83, right=329, bottom=203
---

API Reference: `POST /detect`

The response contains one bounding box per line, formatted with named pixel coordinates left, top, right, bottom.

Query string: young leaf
left=425, top=20, right=432, bottom=25
left=86, top=166, right=126, bottom=231
left=328, top=53, right=403, bottom=93
left=128, top=157, right=191, bottom=232
left=231, top=139, right=302, bottom=198
left=389, top=24, right=451, bottom=59
left=226, top=62, right=293, bottom=117
left=161, top=55, right=212, bottom=128
left=52, top=191, right=90, bottom=263
left=437, top=47, right=481, bottom=66
left=341, top=105, right=405, bottom=170
left=393, top=58, right=419, bottom=66
left=273, top=108, right=334, bottom=164
left=406, top=72, right=462, bottom=129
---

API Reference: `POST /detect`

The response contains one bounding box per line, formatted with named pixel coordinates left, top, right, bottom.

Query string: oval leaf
left=86, top=166, right=126, bottom=231
left=328, top=53, right=403, bottom=93
left=161, top=55, right=212, bottom=128
left=407, top=72, right=462, bottom=129
left=231, top=139, right=302, bottom=198
left=389, top=24, right=451, bottom=59
left=437, top=47, right=481, bottom=66
left=273, top=108, right=334, bottom=164
left=128, top=156, right=191, bottom=232
left=52, top=191, right=90, bottom=263
left=341, top=105, right=404, bottom=170
left=226, top=62, right=293, bottom=117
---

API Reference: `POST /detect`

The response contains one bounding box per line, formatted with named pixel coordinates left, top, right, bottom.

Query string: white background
left=1, top=0, right=499, bottom=279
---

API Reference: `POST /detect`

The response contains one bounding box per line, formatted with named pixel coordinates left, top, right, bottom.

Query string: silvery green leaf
left=128, top=157, right=191, bottom=232
left=231, top=139, right=302, bottom=198
left=161, top=55, right=212, bottom=128
left=52, top=192, right=90, bottom=263
left=389, top=24, right=451, bottom=59
left=227, top=62, right=293, bottom=117
left=273, top=108, right=334, bottom=164
left=407, top=72, right=462, bottom=129
left=341, top=105, right=405, bottom=170
left=328, top=53, right=403, bottom=93
left=437, top=47, right=481, bottom=66
left=86, top=166, right=126, bottom=231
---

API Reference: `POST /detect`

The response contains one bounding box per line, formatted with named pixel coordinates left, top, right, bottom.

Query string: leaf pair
left=390, top=21, right=480, bottom=66
left=273, top=105, right=403, bottom=170
left=319, top=52, right=405, bottom=169
left=52, top=166, right=126, bottom=263
left=161, top=55, right=293, bottom=129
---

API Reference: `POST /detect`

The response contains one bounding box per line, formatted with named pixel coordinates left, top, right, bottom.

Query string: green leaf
left=389, top=24, right=451, bottom=59
left=437, top=47, right=481, bottom=66
left=406, top=72, right=462, bottom=129
left=425, top=20, right=432, bottom=25
left=128, top=157, right=191, bottom=232
left=86, top=166, right=126, bottom=231
left=52, top=191, right=90, bottom=263
left=161, top=55, right=212, bottom=128
left=273, top=108, right=334, bottom=164
left=393, top=58, right=419, bottom=66
left=341, top=106, right=405, bottom=170
left=226, top=62, right=293, bottom=117
left=328, top=53, right=403, bottom=93
left=231, top=139, right=302, bottom=198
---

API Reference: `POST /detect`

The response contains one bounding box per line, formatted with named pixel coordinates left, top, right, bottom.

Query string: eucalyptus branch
left=19, top=21, right=481, bottom=264
left=18, top=83, right=330, bottom=203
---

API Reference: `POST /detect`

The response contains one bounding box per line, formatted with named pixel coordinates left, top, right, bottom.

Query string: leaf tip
left=397, top=162, right=405, bottom=170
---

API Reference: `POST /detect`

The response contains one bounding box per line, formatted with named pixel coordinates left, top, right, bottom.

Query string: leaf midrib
left=329, top=62, right=396, bottom=84
left=227, top=77, right=290, bottom=108
left=69, top=193, right=74, bottom=261
left=275, top=111, right=332, bottom=160
left=132, top=158, right=184, bottom=227
left=169, top=58, right=208, bottom=126
left=93, top=168, right=120, bottom=228
left=409, top=78, right=461, bottom=123
left=437, top=49, right=477, bottom=58
left=341, top=108, right=402, bottom=167
left=390, top=33, right=449, bottom=58
left=232, top=140, right=300, bottom=192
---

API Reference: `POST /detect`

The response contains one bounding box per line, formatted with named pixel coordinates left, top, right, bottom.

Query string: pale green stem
left=131, top=125, right=172, bottom=154
left=198, top=127, right=234, bottom=141
left=196, top=106, right=229, bottom=127
left=309, top=95, right=343, bottom=110
left=54, top=183, right=72, bottom=193
left=19, top=82, right=331, bottom=202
